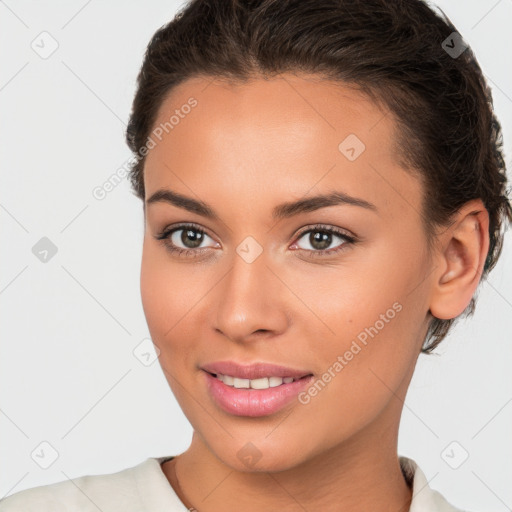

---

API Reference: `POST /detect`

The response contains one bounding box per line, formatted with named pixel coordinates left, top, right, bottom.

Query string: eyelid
left=159, top=222, right=217, bottom=243
left=154, top=222, right=219, bottom=255
left=294, top=223, right=355, bottom=240
left=290, top=223, right=356, bottom=255
left=155, top=221, right=357, bottom=258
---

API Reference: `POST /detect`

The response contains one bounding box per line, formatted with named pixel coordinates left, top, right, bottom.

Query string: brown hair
left=125, top=0, right=512, bottom=353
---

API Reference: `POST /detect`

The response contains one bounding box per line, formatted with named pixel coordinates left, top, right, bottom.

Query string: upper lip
left=201, top=361, right=313, bottom=380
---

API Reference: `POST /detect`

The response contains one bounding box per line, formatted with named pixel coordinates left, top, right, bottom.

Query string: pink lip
left=201, top=361, right=314, bottom=417
left=201, top=360, right=312, bottom=380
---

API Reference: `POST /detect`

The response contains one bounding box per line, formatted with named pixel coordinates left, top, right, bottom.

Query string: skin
left=140, top=73, right=489, bottom=512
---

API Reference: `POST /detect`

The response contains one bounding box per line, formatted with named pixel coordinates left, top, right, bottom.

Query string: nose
left=213, top=248, right=290, bottom=344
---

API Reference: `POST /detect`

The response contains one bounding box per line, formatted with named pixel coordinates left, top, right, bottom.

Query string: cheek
left=140, top=243, right=206, bottom=417
left=301, top=231, right=425, bottom=345
left=297, top=235, right=427, bottom=424
left=140, top=241, right=203, bottom=363
left=291, top=308, right=416, bottom=454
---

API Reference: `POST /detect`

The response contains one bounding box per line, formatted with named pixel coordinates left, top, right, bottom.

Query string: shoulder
left=0, top=458, right=157, bottom=512
left=400, top=456, right=474, bottom=512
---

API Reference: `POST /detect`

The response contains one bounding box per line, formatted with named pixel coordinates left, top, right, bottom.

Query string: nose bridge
left=214, top=243, right=288, bottom=342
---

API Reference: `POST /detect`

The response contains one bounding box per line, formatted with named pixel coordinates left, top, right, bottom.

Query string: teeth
left=233, top=377, right=250, bottom=388
left=270, top=376, right=285, bottom=387
left=249, top=377, right=271, bottom=389
left=223, top=374, right=235, bottom=386
left=216, top=373, right=302, bottom=389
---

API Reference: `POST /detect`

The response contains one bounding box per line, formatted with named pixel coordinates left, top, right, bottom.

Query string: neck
left=163, top=417, right=412, bottom=512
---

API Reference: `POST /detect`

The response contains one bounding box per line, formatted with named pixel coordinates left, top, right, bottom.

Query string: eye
left=155, top=223, right=219, bottom=257
left=154, top=222, right=356, bottom=259
left=291, top=224, right=356, bottom=257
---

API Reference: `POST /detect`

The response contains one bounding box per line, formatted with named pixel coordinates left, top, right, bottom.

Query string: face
left=140, top=74, right=433, bottom=472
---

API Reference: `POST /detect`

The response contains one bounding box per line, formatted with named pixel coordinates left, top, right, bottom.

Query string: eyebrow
left=146, top=188, right=378, bottom=219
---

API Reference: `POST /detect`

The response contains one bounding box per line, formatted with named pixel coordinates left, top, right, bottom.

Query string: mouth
left=201, top=363, right=315, bottom=417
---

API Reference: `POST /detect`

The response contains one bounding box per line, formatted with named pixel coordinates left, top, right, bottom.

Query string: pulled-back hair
left=125, top=0, right=512, bottom=353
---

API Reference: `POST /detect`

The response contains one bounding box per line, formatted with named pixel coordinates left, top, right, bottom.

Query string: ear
left=429, top=199, right=490, bottom=320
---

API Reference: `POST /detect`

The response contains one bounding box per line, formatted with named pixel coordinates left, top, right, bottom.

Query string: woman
left=1, top=0, right=510, bottom=510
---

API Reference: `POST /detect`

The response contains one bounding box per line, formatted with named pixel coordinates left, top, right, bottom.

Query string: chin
left=205, top=437, right=309, bottom=474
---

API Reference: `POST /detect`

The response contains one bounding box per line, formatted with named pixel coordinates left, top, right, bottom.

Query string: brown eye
left=166, top=226, right=215, bottom=250
left=292, top=225, right=356, bottom=257
left=155, top=223, right=219, bottom=257
left=304, top=230, right=335, bottom=251
left=177, top=227, right=206, bottom=249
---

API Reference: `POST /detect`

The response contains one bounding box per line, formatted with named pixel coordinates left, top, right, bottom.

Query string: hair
left=125, top=0, right=512, bottom=354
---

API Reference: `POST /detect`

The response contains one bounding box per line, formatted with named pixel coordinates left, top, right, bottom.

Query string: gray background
left=1, top=0, right=511, bottom=510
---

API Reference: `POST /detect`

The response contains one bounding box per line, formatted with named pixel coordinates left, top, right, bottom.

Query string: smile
left=211, top=373, right=307, bottom=389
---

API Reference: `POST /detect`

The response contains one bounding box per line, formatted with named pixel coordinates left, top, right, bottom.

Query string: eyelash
left=154, top=222, right=357, bottom=259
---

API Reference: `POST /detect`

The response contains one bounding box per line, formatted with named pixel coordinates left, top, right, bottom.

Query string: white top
left=0, top=455, right=467, bottom=511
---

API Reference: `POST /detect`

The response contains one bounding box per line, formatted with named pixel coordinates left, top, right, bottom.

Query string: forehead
left=150, top=73, right=390, bottom=152
left=143, top=73, right=421, bottom=223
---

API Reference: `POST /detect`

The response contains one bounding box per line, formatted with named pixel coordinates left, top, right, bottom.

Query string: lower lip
left=203, top=371, right=314, bottom=417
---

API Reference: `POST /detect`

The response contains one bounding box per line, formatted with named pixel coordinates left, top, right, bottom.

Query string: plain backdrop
left=1, top=0, right=511, bottom=510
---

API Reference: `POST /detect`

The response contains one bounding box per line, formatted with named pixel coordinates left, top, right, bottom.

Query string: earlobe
left=429, top=199, right=490, bottom=320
